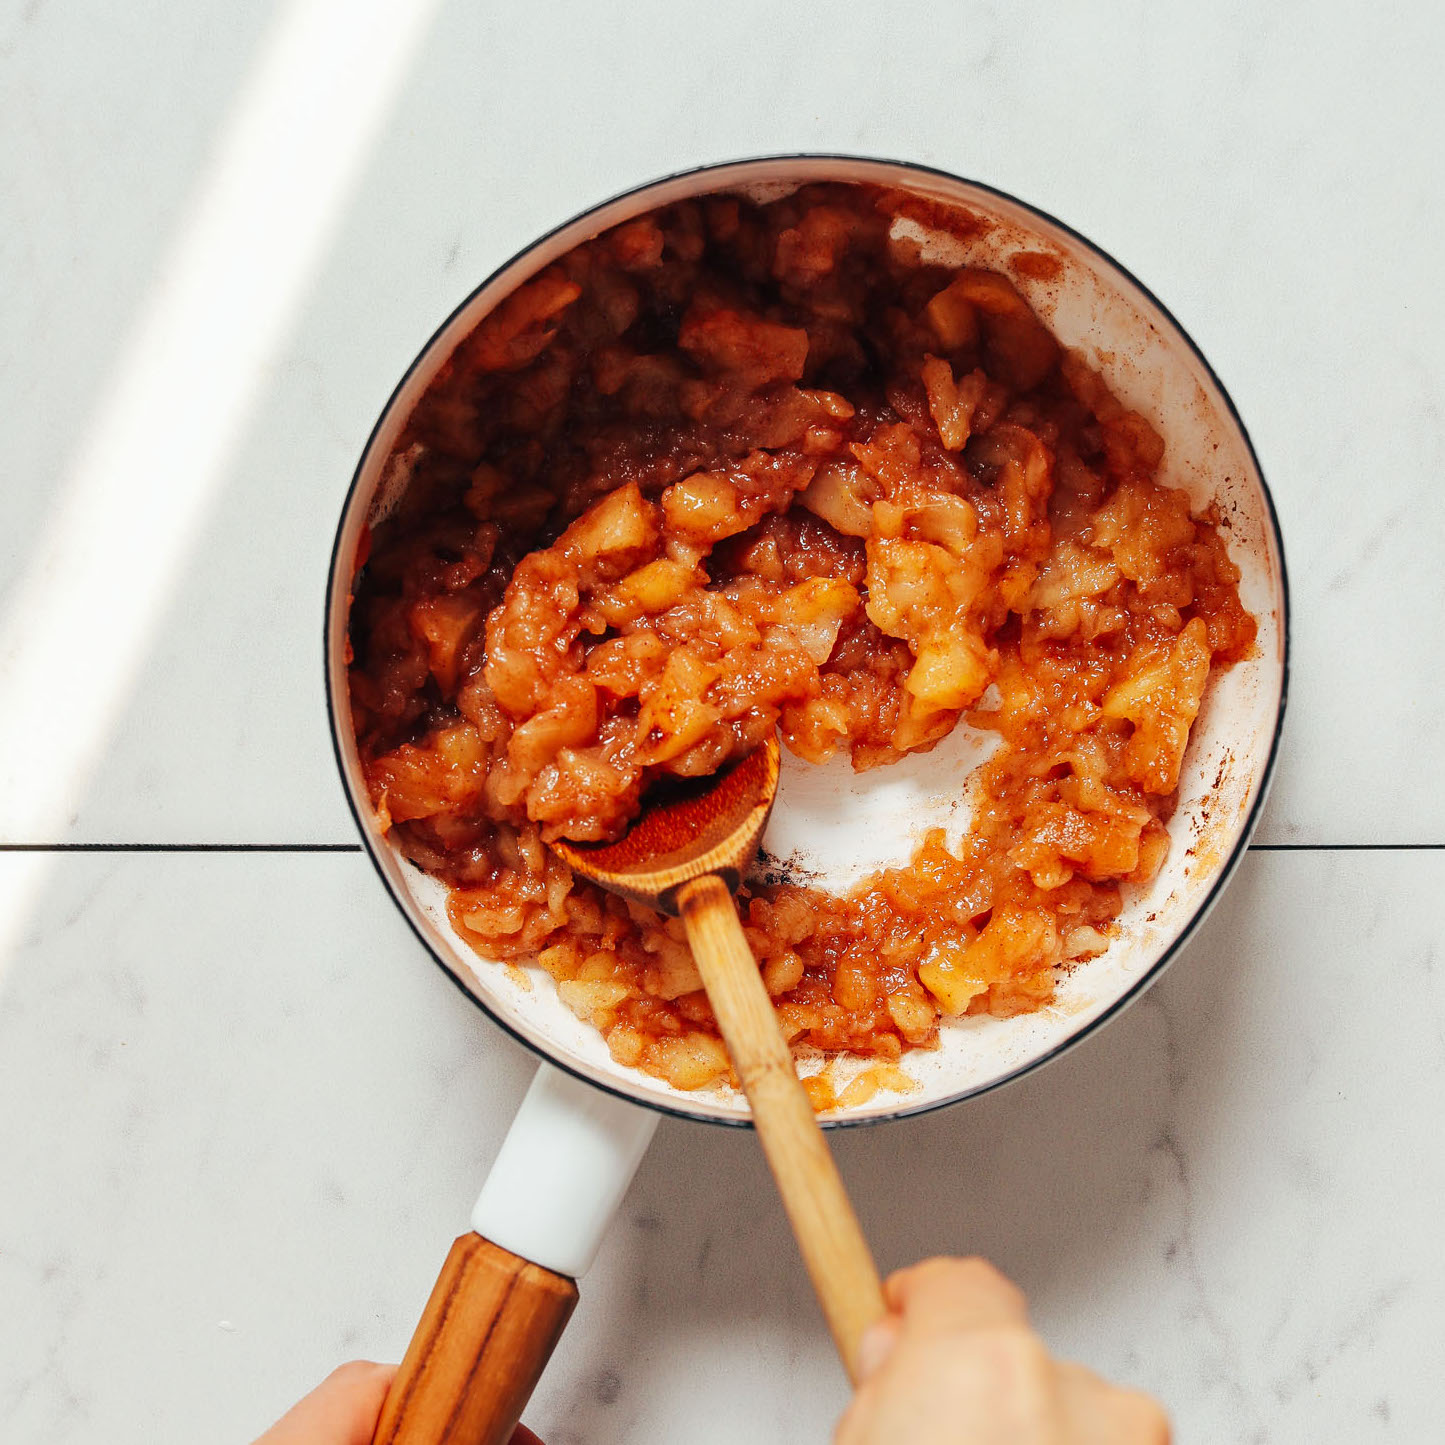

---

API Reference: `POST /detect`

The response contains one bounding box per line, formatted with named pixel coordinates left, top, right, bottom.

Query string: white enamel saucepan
left=324, top=156, right=1290, bottom=1445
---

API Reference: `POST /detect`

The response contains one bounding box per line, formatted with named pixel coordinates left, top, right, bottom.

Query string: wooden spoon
left=553, top=733, right=886, bottom=1381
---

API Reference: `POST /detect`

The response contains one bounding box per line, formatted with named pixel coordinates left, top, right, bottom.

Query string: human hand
left=252, top=1362, right=395, bottom=1445
left=250, top=1361, right=543, bottom=1445
left=835, top=1258, right=1170, bottom=1444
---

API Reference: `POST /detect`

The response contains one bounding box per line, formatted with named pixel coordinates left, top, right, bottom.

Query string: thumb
left=855, top=1317, right=902, bottom=1382
left=254, top=1361, right=396, bottom=1445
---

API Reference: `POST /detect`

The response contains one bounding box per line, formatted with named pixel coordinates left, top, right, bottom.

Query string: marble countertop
left=3, top=1, right=1442, bottom=1440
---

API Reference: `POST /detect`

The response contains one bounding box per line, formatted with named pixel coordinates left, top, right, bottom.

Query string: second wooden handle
left=372, top=1232, right=576, bottom=1445
left=677, top=873, right=886, bottom=1381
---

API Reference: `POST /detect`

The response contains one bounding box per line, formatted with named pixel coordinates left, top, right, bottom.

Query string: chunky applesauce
left=347, top=183, right=1255, bottom=1096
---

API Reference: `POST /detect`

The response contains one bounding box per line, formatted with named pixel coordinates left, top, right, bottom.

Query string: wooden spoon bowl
left=550, top=735, right=780, bottom=913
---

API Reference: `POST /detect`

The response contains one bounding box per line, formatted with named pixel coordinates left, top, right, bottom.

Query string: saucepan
left=324, top=155, right=1289, bottom=1443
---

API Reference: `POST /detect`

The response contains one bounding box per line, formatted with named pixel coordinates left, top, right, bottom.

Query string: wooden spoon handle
left=677, top=872, right=886, bottom=1381
left=371, top=1232, right=577, bottom=1445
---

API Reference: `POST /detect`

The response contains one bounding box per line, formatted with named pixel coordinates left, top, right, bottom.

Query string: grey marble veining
left=0, top=0, right=1442, bottom=845
left=4, top=1, right=1445, bottom=1440
left=1, top=851, right=1442, bottom=1442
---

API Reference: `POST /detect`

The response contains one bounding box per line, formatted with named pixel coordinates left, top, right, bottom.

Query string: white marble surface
left=2, top=0, right=1444, bottom=1440
left=3, top=852, right=1443, bottom=1442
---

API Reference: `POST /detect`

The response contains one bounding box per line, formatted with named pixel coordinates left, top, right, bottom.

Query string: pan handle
left=372, top=1066, right=658, bottom=1445
left=470, top=1063, right=660, bottom=1277
left=370, top=1231, right=575, bottom=1445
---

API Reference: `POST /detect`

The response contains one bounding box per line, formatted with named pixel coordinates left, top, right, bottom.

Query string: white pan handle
left=371, top=1067, right=657, bottom=1444
left=471, top=1062, right=659, bottom=1278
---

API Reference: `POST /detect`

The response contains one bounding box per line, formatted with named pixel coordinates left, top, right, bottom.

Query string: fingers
left=252, top=1364, right=552, bottom=1445
left=856, top=1261, right=1170, bottom=1444
left=253, top=1361, right=396, bottom=1445
left=839, top=1328, right=1060, bottom=1445
left=1058, top=1361, right=1172, bottom=1444
left=1116, top=1391, right=1171, bottom=1445
left=884, top=1256, right=1029, bottom=1336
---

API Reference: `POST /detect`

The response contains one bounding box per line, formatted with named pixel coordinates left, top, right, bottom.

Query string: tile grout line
left=0, top=843, right=1443, bottom=854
